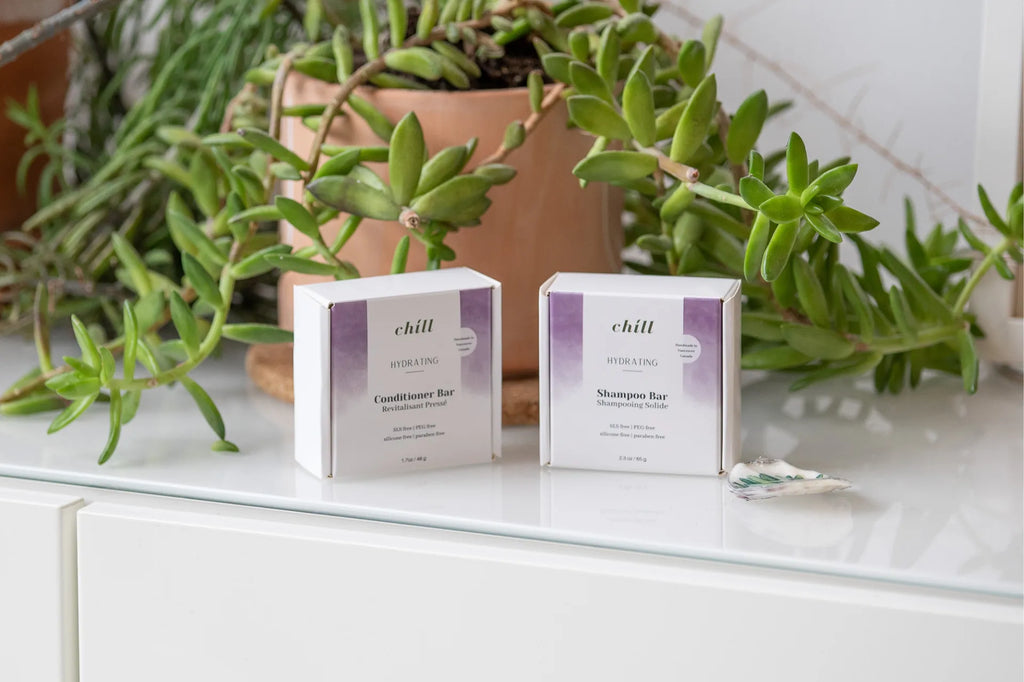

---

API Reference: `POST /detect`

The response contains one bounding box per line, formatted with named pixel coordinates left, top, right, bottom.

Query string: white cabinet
left=76, top=499, right=1022, bottom=682
left=0, top=483, right=83, bottom=682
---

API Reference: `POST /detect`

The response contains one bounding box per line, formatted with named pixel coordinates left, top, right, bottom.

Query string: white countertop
left=0, top=336, right=1020, bottom=597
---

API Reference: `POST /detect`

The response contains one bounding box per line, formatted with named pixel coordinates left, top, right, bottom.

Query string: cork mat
left=245, top=343, right=540, bottom=426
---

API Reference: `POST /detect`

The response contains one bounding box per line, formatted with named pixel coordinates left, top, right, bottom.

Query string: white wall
left=656, top=0, right=1021, bottom=246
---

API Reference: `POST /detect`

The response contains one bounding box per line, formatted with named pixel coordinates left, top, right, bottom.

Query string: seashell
left=727, top=456, right=851, bottom=501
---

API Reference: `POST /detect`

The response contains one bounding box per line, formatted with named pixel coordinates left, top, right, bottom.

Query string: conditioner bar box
left=294, top=268, right=501, bottom=478
left=539, top=273, right=741, bottom=476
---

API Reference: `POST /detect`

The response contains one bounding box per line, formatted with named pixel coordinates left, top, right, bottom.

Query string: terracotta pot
left=0, top=1, right=70, bottom=231
left=277, top=75, right=623, bottom=376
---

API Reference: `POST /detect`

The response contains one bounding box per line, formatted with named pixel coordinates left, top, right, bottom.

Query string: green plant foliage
left=1, top=0, right=1020, bottom=465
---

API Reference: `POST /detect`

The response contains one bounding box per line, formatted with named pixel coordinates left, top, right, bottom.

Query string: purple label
left=683, top=298, right=721, bottom=402
left=330, top=299, right=368, bottom=413
left=549, top=291, right=584, bottom=398
left=459, top=288, right=492, bottom=394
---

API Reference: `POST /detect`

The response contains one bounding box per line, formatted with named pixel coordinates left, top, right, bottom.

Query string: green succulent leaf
left=332, top=25, right=354, bottom=80
left=96, top=389, right=122, bottom=465
left=212, top=439, right=240, bottom=453
left=231, top=245, right=293, bottom=279
left=417, top=0, right=439, bottom=39
left=800, top=164, right=858, bottom=205
left=835, top=264, right=874, bottom=341
left=567, top=95, right=632, bottom=141
left=622, top=71, right=657, bottom=147
left=957, top=329, right=979, bottom=394
left=748, top=150, right=765, bottom=181
left=359, top=0, right=380, bottom=58
left=308, top=177, right=401, bottom=220
left=570, top=62, right=614, bottom=103
left=573, top=151, right=658, bottom=183
left=887, top=286, right=918, bottom=341
left=237, top=128, right=310, bottom=172
left=110, top=233, right=153, bottom=296
left=384, top=47, right=445, bottom=81
left=347, top=94, right=395, bottom=142
left=273, top=197, right=319, bottom=241
left=781, top=324, right=855, bottom=360
left=387, top=0, right=408, bottom=49
left=792, top=258, right=830, bottom=327
left=977, top=184, right=1009, bottom=235
left=410, top=175, right=491, bottom=222
left=389, top=112, right=427, bottom=206
left=659, top=182, right=695, bottom=224
left=636, top=234, right=673, bottom=254
left=540, top=53, right=573, bottom=84
left=313, top=148, right=361, bottom=179
left=47, top=394, right=97, bottom=434
left=742, top=312, right=785, bottom=341
left=804, top=212, right=843, bottom=243
left=229, top=205, right=284, bottom=225
left=785, top=132, right=808, bottom=194
left=743, top=212, right=771, bottom=283
left=528, top=70, right=545, bottom=113
left=391, top=235, right=411, bottom=274
left=569, top=30, right=590, bottom=62
left=701, top=14, right=723, bottom=70
left=222, top=324, right=293, bottom=344
left=71, top=315, right=101, bottom=369
left=180, top=376, right=225, bottom=440
left=738, top=176, right=774, bottom=209
left=45, top=373, right=100, bottom=400
left=670, top=74, right=716, bottom=163
left=596, top=25, right=620, bottom=86
left=473, top=164, right=518, bottom=185
left=826, top=205, right=878, bottom=233
left=761, top=220, right=798, bottom=282
left=264, top=255, right=351, bottom=276
left=417, top=145, right=469, bottom=195
left=617, top=12, right=657, bottom=43
left=676, top=39, right=705, bottom=87
left=169, top=291, right=199, bottom=360
left=758, top=194, right=803, bottom=223
left=555, top=2, right=615, bottom=28
left=432, top=41, right=482, bottom=78
left=182, top=253, right=223, bottom=308
left=726, top=90, right=767, bottom=165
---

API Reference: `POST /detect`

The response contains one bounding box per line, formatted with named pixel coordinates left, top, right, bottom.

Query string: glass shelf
left=1, top=336, right=1020, bottom=598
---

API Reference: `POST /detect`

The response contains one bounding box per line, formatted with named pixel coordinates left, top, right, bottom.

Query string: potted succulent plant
left=274, top=2, right=624, bottom=375
left=0, top=0, right=1020, bottom=464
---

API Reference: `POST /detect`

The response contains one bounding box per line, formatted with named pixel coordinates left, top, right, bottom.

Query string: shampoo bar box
left=294, top=268, right=501, bottom=478
left=539, top=273, right=740, bottom=476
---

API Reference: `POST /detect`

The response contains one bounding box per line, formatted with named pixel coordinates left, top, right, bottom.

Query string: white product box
left=294, top=268, right=501, bottom=478
left=539, top=272, right=741, bottom=476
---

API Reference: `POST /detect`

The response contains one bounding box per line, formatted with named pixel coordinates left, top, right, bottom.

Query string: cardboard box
left=294, top=268, right=501, bottom=478
left=539, top=272, right=740, bottom=475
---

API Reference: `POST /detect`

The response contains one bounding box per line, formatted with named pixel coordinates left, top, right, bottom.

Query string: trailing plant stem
left=953, top=236, right=1015, bottom=316
left=111, top=279, right=233, bottom=392
left=478, top=83, right=568, bottom=167
left=858, top=322, right=967, bottom=354
left=688, top=181, right=751, bottom=210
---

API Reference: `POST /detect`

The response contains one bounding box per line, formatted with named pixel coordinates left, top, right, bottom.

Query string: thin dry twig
left=0, top=0, right=124, bottom=68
